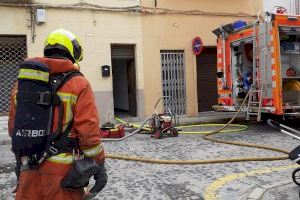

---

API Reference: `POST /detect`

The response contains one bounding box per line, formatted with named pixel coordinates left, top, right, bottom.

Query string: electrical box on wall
left=101, top=65, right=110, bottom=77
left=36, top=9, right=46, bottom=24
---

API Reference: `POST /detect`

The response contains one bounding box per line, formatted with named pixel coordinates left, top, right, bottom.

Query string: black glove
left=85, top=162, right=108, bottom=200
left=62, top=158, right=97, bottom=189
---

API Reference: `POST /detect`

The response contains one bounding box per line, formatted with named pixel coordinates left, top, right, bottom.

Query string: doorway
left=196, top=47, right=218, bottom=112
left=111, top=45, right=137, bottom=117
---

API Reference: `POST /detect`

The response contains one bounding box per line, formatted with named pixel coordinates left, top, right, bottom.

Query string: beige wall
left=0, top=5, right=143, bottom=123
left=142, top=0, right=262, bottom=15
left=0, top=0, right=263, bottom=120
left=33, top=0, right=140, bottom=7
left=141, top=0, right=263, bottom=117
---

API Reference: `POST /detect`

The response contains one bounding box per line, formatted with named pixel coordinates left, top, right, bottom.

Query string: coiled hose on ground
left=105, top=92, right=289, bottom=164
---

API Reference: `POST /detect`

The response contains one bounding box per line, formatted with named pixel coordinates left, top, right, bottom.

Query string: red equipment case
left=100, top=124, right=125, bottom=138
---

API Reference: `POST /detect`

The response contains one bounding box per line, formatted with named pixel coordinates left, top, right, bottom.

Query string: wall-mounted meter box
left=36, top=9, right=46, bottom=24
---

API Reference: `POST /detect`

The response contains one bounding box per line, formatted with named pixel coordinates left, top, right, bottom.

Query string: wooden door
left=197, top=47, right=218, bottom=112
left=127, top=59, right=137, bottom=116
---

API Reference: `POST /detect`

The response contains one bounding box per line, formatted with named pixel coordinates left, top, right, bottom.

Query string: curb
left=124, top=113, right=245, bottom=126
left=247, top=180, right=293, bottom=200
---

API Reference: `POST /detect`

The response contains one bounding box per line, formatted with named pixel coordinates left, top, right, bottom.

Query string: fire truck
left=212, top=13, right=300, bottom=120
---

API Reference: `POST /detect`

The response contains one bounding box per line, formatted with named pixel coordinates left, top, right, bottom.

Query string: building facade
left=0, top=0, right=143, bottom=123
left=141, top=0, right=262, bottom=118
left=0, top=0, right=262, bottom=123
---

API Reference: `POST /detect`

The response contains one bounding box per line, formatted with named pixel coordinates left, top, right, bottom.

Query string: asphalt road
left=0, top=120, right=299, bottom=200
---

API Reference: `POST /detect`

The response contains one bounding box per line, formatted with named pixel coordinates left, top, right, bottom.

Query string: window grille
left=0, top=35, right=27, bottom=116
left=160, top=50, right=186, bottom=115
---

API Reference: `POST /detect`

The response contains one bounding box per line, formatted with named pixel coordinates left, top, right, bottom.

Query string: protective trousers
left=16, top=170, right=84, bottom=200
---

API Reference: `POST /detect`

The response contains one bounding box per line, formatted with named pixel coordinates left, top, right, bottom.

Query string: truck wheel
left=292, top=168, right=300, bottom=186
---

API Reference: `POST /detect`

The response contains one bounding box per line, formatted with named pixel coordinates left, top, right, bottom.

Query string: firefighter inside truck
left=231, top=42, right=253, bottom=104
left=279, top=26, right=300, bottom=109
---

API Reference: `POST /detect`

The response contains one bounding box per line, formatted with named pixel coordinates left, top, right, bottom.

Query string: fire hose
left=105, top=91, right=289, bottom=164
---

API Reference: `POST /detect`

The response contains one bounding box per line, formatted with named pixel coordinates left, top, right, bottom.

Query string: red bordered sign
left=192, top=37, right=204, bottom=56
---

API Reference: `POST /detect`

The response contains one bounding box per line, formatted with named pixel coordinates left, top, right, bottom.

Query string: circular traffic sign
left=192, top=36, right=204, bottom=56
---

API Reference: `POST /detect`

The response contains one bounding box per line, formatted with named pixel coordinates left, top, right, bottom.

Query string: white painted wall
left=263, top=0, right=296, bottom=14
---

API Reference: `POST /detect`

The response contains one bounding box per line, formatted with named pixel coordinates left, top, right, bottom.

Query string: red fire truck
left=212, top=13, right=300, bottom=120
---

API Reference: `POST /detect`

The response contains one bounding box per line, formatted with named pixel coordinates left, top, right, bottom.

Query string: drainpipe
left=28, top=6, right=36, bottom=43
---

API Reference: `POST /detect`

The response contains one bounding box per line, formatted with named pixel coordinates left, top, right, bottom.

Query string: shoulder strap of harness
left=37, top=70, right=83, bottom=166
left=51, top=71, right=83, bottom=92
left=50, top=71, right=83, bottom=135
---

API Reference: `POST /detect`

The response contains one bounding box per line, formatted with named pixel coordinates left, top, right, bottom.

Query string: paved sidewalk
left=177, top=111, right=245, bottom=125
left=117, top=111, right=246, bottom=126
left=261, top=182, right=299, bottom=200
left=0, top=116, right=10, bottom=145
left=247, top=180, right=299, bottom=200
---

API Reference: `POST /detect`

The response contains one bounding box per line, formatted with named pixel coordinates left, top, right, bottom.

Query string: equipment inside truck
left=231, top=41, right=253, bottom=105
left=279, top=26, right=300, bottom=111
left=213, top=14, right=300, bottom=119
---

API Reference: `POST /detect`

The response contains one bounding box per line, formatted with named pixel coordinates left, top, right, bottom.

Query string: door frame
left=111, top=44, right=137, bottom=117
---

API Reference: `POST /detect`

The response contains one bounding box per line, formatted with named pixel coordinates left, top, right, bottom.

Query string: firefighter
left=8, top=29, right=107, bottom=200
left=243, top=70, right=253, bottom=92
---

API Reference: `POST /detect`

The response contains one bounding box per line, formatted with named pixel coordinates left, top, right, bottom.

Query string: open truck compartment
left=212, top=14, right=300, bottom=118
left=231, top=41, right=253, bottom=105
left=279, top=26, right=300, bottom=115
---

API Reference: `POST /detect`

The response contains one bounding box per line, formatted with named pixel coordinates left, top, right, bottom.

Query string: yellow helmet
left=44, top=29, right=83, bottom=63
